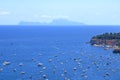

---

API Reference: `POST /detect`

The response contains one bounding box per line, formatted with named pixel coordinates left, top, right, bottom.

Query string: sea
left=0, top=25, right=120, bottom=80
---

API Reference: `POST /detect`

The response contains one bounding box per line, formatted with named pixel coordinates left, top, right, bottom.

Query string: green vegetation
left=92, top=32, right=120, bottom=40
left=91, top=32, right=120, bottom=53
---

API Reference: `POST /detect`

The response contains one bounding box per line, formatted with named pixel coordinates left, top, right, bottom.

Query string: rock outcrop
left=90, top=32, right=120, bottom=53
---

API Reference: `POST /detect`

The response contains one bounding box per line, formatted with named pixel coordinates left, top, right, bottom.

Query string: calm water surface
left=0, top=26, right=120, bottom=80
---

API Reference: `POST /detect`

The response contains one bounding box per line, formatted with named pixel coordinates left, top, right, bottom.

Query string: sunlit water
left=0, top=26, right=120, bottom=80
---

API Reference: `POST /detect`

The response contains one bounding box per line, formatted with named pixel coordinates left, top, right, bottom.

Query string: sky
left=0, top=0, right=120, bottom=25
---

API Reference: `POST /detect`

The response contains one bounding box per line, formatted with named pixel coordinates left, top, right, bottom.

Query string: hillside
left=90, top=32, right=120, bottom=53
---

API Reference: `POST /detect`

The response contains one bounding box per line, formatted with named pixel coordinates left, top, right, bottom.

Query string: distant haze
left=19, top=19, right=85, bottom=26
left=0, top=0, right=120, bottom=25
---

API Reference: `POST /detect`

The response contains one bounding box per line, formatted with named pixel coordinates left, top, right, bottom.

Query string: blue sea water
left=0, top=25, right=120, bottom=80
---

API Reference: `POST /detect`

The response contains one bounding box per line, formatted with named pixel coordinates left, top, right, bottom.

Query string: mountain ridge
left=19, top=19, right=85, bottom=26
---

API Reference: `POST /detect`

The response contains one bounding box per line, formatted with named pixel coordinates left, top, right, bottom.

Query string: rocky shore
left=90, top=33, right=120, bottom=53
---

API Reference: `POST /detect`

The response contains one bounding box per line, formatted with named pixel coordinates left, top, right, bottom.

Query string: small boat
left=3, top=61, right=11, bottom=66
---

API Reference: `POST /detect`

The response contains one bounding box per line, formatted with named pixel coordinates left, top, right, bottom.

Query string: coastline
left=90, top=38, right=120, bottom=53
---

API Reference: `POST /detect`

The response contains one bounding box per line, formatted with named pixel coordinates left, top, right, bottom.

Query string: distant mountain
left=50, top=19, right=85, bottom=25
left=19, top=21, right=46, bottom=25
left=19, top=19, right=85, bottom=26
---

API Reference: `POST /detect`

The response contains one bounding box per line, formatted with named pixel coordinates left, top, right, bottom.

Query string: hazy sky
left=0, top=0, right=120, bottom=25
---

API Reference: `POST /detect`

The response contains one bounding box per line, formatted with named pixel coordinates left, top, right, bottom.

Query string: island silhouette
left=19, top=19, right=85, bottom=26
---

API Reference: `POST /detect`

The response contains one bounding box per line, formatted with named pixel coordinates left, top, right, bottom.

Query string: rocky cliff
left=90, top=33, right=120, bottom=53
